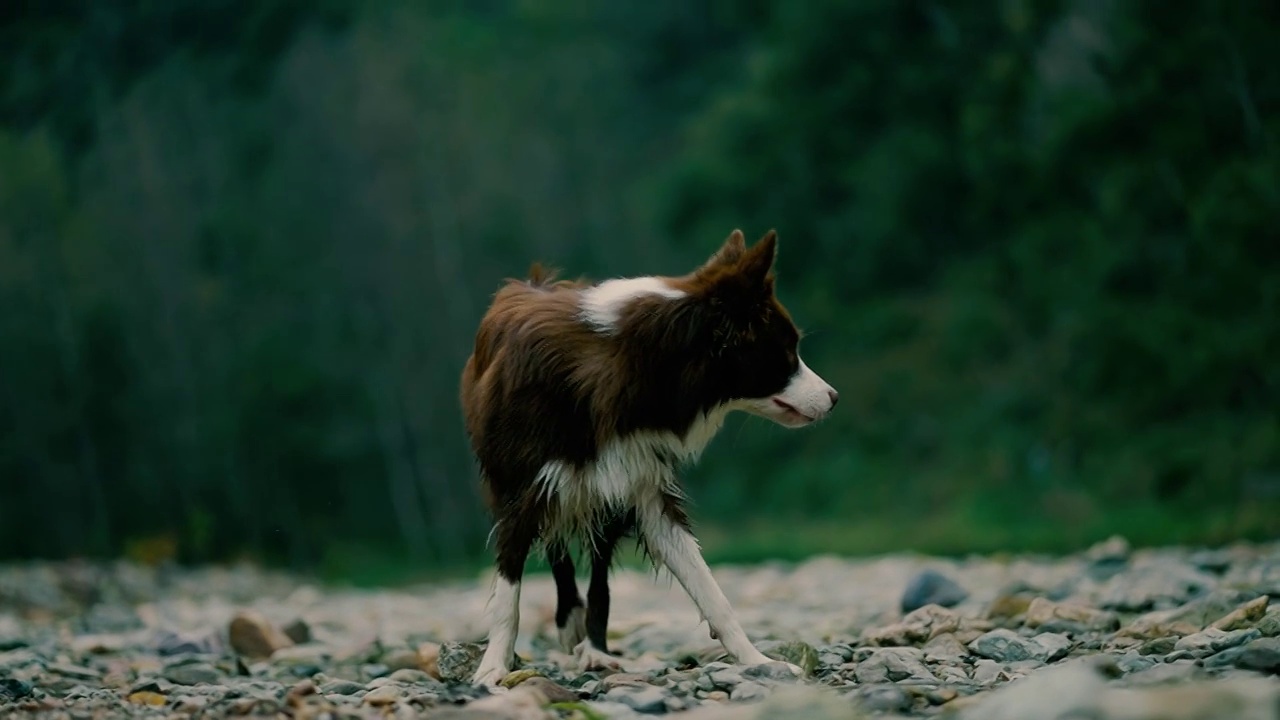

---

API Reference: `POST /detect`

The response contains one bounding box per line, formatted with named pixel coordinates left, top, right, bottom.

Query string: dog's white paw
left=573, top=640, right=623, bottom=673
left=471, top=662, right=510, bottom=688
left=558, top=606, right=587, bottom=652
left=737, top=649, right=775, bottom=667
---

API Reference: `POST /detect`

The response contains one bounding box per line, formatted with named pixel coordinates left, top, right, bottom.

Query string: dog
left=460, top=229, right=838, bottom=686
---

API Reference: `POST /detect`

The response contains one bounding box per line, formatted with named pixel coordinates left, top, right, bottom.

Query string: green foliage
left=663, top=0, right=1280, bottom=549
left=0, top=0, right=1277, bottom=574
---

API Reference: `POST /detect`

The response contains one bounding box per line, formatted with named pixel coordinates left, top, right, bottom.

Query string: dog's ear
left=703, top=229, right=746, bottom=269
left=737, top=229, right=777, bottom=286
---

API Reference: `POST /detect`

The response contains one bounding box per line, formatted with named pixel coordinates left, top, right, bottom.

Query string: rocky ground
left=2, top=537, right=1280, bottom=719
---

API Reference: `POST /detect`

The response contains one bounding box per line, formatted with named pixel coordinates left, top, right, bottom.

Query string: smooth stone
left=1114, top=652, right=1158, bottom=675
left=855, top=647, right=936, bottom=683
left=319, top=679, right=364, bottom=695
left=901, top=569, right=969, bottom=613
left=1024, top=598, right=1120, bottom=634
left=971, top=659, right=1005, bottom=686
left=162, top=663, right=221, bottom=686
left=707, top=667, right=743, bottom=689
left=729, top=681, right=770, bottom=702
left=605, top=685, right=669, bottom=713
left=228, top=610, right=292, bottom=660
left=1234, top=637, right=1280, bottom=673
left=362, top=684, right=403, bottom=705
left=848, top=683, right=911, bottom=713
left=742, top=661, right=803, bottom=682
left=387, top=668, right=436, bottom=684
left=1173, top=627, right=1262, bottom=658
left=969, top=629, right=1042, bottom=663
left=923, top=633, right=969, bottom=664
left=1031, top=632, right=1073, bottom=662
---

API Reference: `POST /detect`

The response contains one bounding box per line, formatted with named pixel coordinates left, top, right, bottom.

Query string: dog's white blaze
left=775, top=355, right=836, bottom=418
left=472, top=576, right=520, bottom=686
left=534, top=406, right=733, bottom=539
left=580, top=276, right=686, bottom=333
left=637, top=508, right=773, bottom=666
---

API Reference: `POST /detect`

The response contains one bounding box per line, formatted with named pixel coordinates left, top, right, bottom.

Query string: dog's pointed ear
left=703, top=229, right=746, bottom=268
left=738, top=229, right=777, bottom=285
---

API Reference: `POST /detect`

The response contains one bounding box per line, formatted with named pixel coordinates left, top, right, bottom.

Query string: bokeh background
left=2, top=0, right=1277, bottom=583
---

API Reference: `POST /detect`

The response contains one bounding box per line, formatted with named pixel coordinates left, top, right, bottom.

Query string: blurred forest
left=2, top=0, right=1277, bottom=580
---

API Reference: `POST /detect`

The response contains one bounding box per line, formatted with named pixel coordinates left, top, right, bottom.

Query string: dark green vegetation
left=2, top=1, right=1277, bottom=580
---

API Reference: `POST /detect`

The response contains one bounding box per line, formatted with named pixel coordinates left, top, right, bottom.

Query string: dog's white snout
left=776, top=357, right=837, bottom=421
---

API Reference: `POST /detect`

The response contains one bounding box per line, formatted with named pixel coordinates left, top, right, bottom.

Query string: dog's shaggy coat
left=460, top=230, right=837, bottom=685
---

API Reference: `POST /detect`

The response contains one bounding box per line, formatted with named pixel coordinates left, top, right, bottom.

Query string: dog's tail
left=526, top=262, right=559, bottom=287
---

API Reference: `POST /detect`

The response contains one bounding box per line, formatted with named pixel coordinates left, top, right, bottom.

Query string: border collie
left=460, top=229, right=838, bottom=686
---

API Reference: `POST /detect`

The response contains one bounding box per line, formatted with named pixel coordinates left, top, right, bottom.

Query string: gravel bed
left=2, top=536, right=1279, bottom=718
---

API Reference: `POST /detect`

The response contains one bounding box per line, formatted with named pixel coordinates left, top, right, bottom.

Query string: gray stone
left=1256, top=609, right=1280, bottom=637
left=968, top=628, right=1072, bottom=664
left=742, top=661, right=802, bottom=682
left=1114, top=651, right=1158, bottom=675
left=848, top=683, right=911, bottom=713
left=901, top=569, right=969, bottom=613
left=854, top=647, right=936, bottom=683
left=816, top=644, right=853, bottom=662
left=1126, top=659, right=1202, bottom=685
left=1173, top=627, right=1261, bottom=658
left=163, top=662, right=222, bottom=685
left=1031, top=632, right=1073, bottom=662
left=0, top=678, right=34, bottom=700
left=729, top=681, right=770, bottom=702
left=1099, top=563, right=1217, bottom=611
left=923, top=632, right=969, bottom=664
left=436, top=642, right=484, bottom=682
left=971, top=658, right=1005, bottom=685
left=707, top=666, right=743, bottom=689
left=320, top=679, right=365, bottom=695
left=387, top=668, right=436, bottom=684
left=1235, top=637, right=1280, bottom=673
left=817, top=651, right=845, bottom=668
left=606, top=685, right=670, bottom=713
left=926, top=632, right=962, bottom=661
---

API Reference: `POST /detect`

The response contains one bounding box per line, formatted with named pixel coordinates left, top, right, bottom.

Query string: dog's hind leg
left=548, top=543, right=586, bottom=652
left=472, top=515, right=538, bottom=687
left=585, top=510, right=633, bottom=655
left=571, top=511, right=632, bottom=672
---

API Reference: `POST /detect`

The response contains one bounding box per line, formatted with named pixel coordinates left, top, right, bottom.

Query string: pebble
left=1234, top=637, right=1280, bottom=673
left=607, top=684, right=670, bottom=712
left=969, top=628, right=1070, bottom=663
left=900, top=569, right=969, bottom=613
left=161, top=662, right=221, bottom=685
left=728, top=681, right=770, bottom=702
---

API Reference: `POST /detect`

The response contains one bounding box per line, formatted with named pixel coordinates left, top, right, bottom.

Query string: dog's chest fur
left=532, top=408, right=731, bottom=541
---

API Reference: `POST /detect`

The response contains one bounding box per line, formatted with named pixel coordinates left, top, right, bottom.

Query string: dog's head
left=680, top=229, right=838, bottom=428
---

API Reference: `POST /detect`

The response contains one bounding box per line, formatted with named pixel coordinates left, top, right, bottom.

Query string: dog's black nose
left=828, top=389, right=839, bottom=407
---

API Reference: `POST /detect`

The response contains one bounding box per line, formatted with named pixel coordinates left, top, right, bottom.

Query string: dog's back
left=460, top=264, right=590, bottom=512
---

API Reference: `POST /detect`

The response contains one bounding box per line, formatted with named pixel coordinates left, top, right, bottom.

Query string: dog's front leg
left=638, top=504, right=798, bottom=674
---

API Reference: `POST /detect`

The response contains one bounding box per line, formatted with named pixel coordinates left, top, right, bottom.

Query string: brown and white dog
left=460, top=229, right=838, bottom=686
